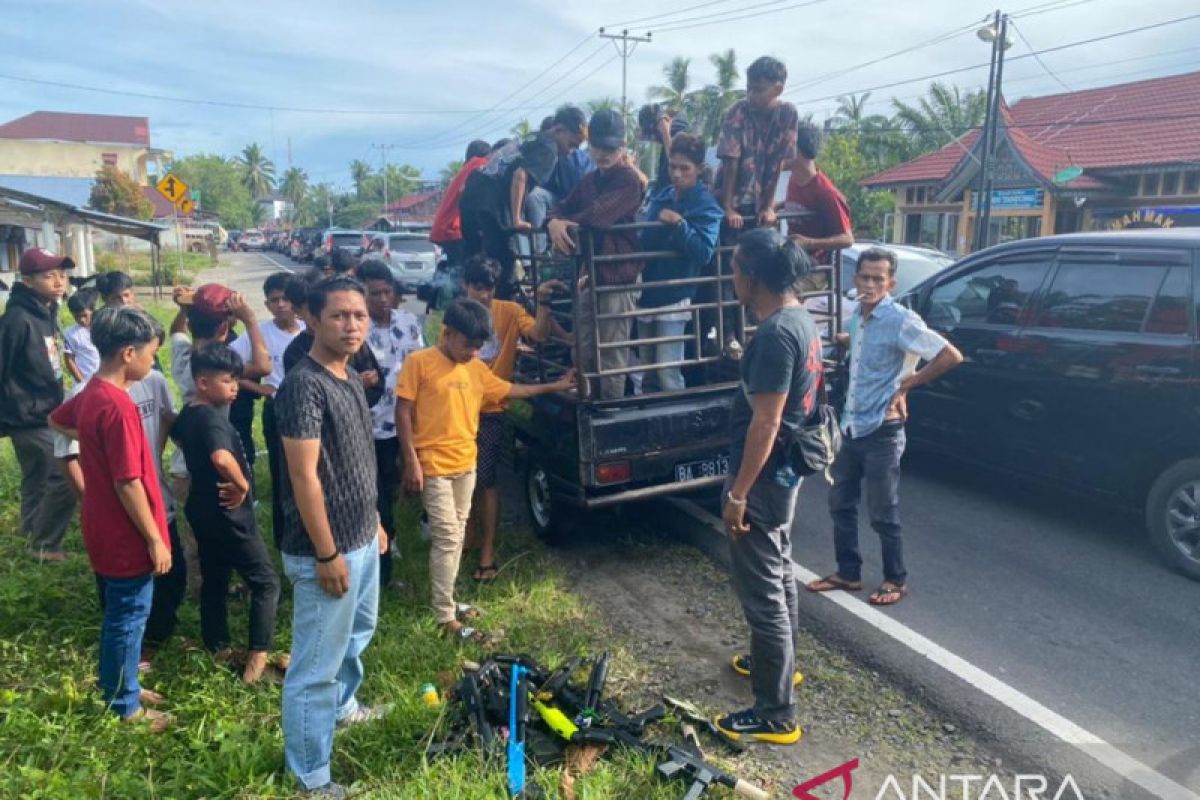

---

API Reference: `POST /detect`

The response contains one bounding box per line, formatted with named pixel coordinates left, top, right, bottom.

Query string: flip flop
left=805, top=574, right=864, bottom=593
left=456, top=603, right=482, bottom=622
left=441, top=623, right=503, bottom=648
left=869, top=583, right=908, bottom=606
left=472, top=564, right=499, bottom=583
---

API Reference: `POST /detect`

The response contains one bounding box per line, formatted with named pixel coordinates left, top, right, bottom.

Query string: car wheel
left=525, top=451, right=578, bottom=545
left=1146, top=459, right=1200, bottom=581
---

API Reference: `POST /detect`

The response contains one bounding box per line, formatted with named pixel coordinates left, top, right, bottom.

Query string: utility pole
left=972, top=10, right=1011, bottom=252
left=371, top=143, right=397, bottom=219
left=598, top=28, right=651, bottom=119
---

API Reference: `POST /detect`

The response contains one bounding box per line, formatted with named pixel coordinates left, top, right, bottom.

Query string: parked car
left=900, top=228, right=1200, bottom=580
left=366, top=232, right=440, bottom=292
left=322, top=229, right=369, bottom=255
left=240, top=229, right=266, bottom=251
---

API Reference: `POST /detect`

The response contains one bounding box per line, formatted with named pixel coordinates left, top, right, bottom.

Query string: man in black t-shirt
left=274, top=276, right=387, bottom=797
left=171, top=343, right=280, bottom=685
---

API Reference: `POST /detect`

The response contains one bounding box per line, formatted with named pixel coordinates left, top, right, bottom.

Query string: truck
left=503, top=214, right=841, bottom=540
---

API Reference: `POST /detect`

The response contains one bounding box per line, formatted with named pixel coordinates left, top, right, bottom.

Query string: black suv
left=903, top=228, right=1200, bottom=580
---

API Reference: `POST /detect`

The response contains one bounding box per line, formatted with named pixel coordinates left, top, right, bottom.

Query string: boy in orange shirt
left=460, top=256, right=563, bottom=582
left=396, top=298, right=574, bottom=641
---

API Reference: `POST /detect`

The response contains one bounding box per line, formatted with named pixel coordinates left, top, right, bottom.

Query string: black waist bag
left=778, top=378, right=842, bottom=478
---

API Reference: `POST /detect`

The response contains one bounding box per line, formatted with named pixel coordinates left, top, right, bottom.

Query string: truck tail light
left=595, top=461, right=632, bottom=484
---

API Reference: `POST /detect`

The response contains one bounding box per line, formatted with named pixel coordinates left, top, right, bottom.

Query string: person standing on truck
left=715, top=57, right=799, bottom=234
left=782, top=121, right=854, bottom=291
left=638, top=103, right=690, bottom=194
left=637, top=132, right=722, bottom=392
left=459, top=256, right=562, bottom=583
left=430, top=139, right=493, bottom=304
left=546, top=109, right=646, bottom=400
left=716, top=228, right=819, bottom=746
left=805, top=247, right=962, bottom=607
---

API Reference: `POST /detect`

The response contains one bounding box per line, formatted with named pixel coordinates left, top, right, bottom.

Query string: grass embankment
left=0, top=303, right=678, bottom=799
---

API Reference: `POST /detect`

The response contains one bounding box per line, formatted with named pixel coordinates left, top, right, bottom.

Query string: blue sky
left=3, top=0, right=1197, bottom=192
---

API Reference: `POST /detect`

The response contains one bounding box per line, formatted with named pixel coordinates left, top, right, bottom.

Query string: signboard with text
left=990, top=189, right=1044, bottom=210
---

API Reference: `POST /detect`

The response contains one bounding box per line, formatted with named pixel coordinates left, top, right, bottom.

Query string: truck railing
left=509, top=211, right=841, bottom=402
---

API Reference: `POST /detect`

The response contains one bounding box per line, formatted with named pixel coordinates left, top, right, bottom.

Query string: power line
left=651, top=0, right=831, bottom=33
left=1010, top=19, right=1073, bottom=93
left=394, top=32, right=596, bottom=147
left=602, top=0, right=745, bottom=28
left=1010, top=0, right=1101, bottom=18
left=644, top=0, right=790, bottom=31
left=828, top=111, right=1200, bottom=137
left=787, top=12, right=1200, bottom=106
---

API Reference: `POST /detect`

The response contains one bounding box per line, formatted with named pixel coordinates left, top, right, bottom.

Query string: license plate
left=404, top=261, right=425, bottom=271
left=675, top=455, right=730, bottom=483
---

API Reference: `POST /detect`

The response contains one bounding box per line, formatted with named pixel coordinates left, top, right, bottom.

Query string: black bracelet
left=316, top=550, right=339, bottom=564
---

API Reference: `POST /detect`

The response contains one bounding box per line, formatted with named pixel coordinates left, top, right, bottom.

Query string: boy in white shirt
left=63, top=288, right=101, bottom=382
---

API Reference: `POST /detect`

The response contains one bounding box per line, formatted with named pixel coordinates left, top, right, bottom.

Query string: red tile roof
left=386, top=189, right=441, bottom=212
left=0, top=111, right=151, bottom=146
left=863, top=69, right=1200, bottom=188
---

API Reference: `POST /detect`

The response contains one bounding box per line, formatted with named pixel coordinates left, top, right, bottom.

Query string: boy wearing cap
left=546, top=108, right=646, bottom=400
left=0, top=249, right=78, bottom=561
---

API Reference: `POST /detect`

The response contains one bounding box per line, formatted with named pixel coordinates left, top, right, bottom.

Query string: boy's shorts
left=475, top=413, right=507, bottom=490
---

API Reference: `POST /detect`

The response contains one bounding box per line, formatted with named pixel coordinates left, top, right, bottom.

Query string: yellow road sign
left=156, top=173, right=189, bottom=204
left=177, top=197, right=195, bottom=216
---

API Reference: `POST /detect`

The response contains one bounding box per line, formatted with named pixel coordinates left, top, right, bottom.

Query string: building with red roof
left=862, top=69, right=1200, bottom=254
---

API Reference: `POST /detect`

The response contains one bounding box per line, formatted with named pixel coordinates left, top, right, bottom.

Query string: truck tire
left=1145, top=458, right=1200, bottom=581
left=524, top=452, right=578, bottom=545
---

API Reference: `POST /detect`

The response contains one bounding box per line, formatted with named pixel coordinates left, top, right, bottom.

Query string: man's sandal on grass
left=869, top=582, right=908, bottom=606
left=472, top=564, right=499, bottom=583
left=441, top=621, right=503, bottom=647
left=122, top=706, right=173, bottom=733
left=455, top=603, right=482, bottom=622
left=805, top=574, right=863, bottom=593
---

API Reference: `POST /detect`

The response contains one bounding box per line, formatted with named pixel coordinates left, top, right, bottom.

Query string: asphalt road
left=789, top=449, right=1200, bottom=792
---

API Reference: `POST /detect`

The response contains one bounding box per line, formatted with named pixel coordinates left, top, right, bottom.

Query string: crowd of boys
left=0, top=52, right=879, bottom=798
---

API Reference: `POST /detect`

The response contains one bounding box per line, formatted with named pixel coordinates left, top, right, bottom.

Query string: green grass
left=95, top=250, right=216, bottom=287
left=0, top=305, right=682, bottom=799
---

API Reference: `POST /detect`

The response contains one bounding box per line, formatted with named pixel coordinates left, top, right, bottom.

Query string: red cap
left=191, top=283, right=234, bottom=316
left=19, top=248, right=75, bottom=275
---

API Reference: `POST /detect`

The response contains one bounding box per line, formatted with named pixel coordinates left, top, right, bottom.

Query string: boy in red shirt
left=784, top=121, right=854, bottom=271
left=50, top=305, right=173, bottom=732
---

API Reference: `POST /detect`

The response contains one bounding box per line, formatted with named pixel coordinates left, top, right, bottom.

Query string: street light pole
left=971, top=10, right=1011, bottom=251
left=598, top=28, right=652, bottom=118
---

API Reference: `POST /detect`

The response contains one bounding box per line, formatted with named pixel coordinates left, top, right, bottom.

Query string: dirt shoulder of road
left=549, top=521, right=1012, bottom=797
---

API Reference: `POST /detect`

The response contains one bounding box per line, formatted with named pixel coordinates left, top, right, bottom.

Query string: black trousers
left=462, top=209, right=517, bottom=300
left=262, top=399, right=284, bottom=549
left=375, top=437, right=399, bottom=587
left=97, top=520, right=188, bottom=648
left=189, top=507, right=280, bottom=653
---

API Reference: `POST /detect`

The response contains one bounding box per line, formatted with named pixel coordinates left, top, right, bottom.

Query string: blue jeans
left=281, top=535, right=380, bottom=790
left=638, top=317, right=688, bottom=392
left=97, top=573, right=154, bottom=719
left=828, top=422, right=907, bottom=584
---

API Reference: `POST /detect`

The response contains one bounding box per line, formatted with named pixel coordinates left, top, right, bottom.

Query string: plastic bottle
left=420, top=682, right=440, bottom=707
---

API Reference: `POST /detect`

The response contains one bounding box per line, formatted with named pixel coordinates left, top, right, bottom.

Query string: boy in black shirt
left=171, top=343, right=281, bottom=684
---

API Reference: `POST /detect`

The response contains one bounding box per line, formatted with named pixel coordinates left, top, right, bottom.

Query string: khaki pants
left=422, top=471, right=477, bottom=624
left=577, top=285, right=640, bottom=400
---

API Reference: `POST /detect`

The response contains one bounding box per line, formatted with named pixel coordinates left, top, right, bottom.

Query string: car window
left=388, top=238, right=434, bottom=254
left=1145, top=265, right=1191, bottom=336
left=1033, top=263, right=1167, bottom=333
left=926, top=257, right=1051, bottom=329
left=894, top=254, right=947, bottom=296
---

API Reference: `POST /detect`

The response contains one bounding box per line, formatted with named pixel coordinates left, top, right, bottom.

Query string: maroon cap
left=19, top=248, right=75, bottom=275
left=191, top=283, right=234, bottom=316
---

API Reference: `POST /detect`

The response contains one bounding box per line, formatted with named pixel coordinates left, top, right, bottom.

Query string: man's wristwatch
left=316, top=550, right=339, bottom=564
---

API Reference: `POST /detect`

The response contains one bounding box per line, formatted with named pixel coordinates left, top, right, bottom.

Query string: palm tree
left=440, top=159, right=464, bottom=187
left=510, top=119, right=534, bottom=140
left=279, top=167, right=308, bottom=222
left=834, top=93, right=872, bottom=131
left=587, top=97, right=619, bottom=114
left=692, top=49, right=743, bottom=144
left=349, top=160, right=373, bottom=199
left=892, top=82, right=987, bottom=155
left=647, top=57, right=693, bottom=114
left=237, top=143, right=276, bottom=199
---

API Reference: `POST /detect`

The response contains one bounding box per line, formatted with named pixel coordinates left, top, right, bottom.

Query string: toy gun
left=657, top=744, right=770, bottom=800
left=507, top=663, right=528, bottom=797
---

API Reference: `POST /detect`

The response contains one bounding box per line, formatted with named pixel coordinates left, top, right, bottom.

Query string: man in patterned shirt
left=358, top=260, right=425, bottom=588
left=715, top=56, right=799, bottom=232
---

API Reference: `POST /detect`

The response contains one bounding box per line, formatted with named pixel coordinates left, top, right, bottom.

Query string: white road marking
left=254, top=251, right=293, bottom=272
left=668, top=498, right=1200, bottom=800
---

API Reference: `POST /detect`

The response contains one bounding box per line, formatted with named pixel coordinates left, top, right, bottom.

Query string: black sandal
left=472, top=563, right=498, bottom=583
